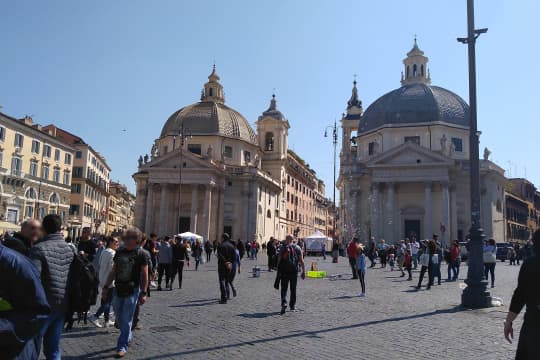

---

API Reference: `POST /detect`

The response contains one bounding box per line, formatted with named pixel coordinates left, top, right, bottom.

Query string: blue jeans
left=94, top=287, right=114, bottom=322
left=39, top=311, right=65, bottom=360
left=113, top=288, right=140, bottom=353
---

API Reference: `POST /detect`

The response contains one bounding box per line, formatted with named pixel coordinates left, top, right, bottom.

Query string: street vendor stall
left=304, top=231, right=331, bottom=256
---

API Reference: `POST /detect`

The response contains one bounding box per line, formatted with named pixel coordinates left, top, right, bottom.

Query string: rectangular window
left=223, top=146, right=233, bottom=158
left=43, top=145, right=51, bottom=158
left=244, top=151, right=251, bottom=164
left=11, top=157, right=22, bottom=176
left=187, top=144, right=202, bottom=155
left=31, top=140, right=41, bottom=154
left=14, top=133, right=24, bottom=147
left=404, top=136, right=420, bottom=145
left=25, top=205, right=34, bottom=219
left=0, top=150, right=3, bottom=168
left=29, top=160, right=38, bottom=176
left=73, top=167, right=83, bottom=178
left=451, top=137, right=463, bottom=152
left=71, top=183, right=81, bottom=193
left=368, top=142, right=375, bottom=155
left=64, top=171, right=70, bottom=185
left=53, top=168, right=60, bottom=182
left=54, top=149, right=60, bottom=161
left=65, top=153, right=72, bottom=165
left=42, top=165, right=49, bottom=180
left=75, top=151, right=82, bottom=159
left=0, top=127, right=5, bottom=141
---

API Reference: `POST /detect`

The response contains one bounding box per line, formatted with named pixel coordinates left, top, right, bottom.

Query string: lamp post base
left=461, top=281, right=492, bottom=308
left=461, top=226, right=492, bottom=308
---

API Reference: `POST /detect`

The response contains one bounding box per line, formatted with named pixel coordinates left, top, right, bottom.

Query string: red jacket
left=450, top=245, right=460, bottom=261
left=347, top=242, right=358, bottom=258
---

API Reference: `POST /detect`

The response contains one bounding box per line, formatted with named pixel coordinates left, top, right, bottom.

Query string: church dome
left=160, top=67, right=258, bottom=145
left=359, top=83, right=470, bottom=133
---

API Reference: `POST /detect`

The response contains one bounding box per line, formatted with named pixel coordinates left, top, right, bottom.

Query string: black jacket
left=2, top=233, right=31, bottom=257
left=217, top=240, right=236, bottom=270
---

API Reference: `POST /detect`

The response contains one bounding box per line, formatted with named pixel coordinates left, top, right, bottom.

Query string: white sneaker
left=88, top=315, right=103, bottom=328
left=107, top=320, right=115, bottom=327
left=150, top=281, right=157, bottom=288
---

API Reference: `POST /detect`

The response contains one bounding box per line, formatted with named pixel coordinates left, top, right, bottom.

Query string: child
left=388, top=253, right=395, bottom=271
left=404, top=249, right=412, bottom=280
left=357, top=245, right=367, bottom=297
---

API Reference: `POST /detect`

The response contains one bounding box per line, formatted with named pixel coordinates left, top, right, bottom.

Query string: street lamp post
left=458, top=0, right=491, bottom=308
left=172, top=123, right=192, bottom=234
left=324, top=119, right=338, bottom=243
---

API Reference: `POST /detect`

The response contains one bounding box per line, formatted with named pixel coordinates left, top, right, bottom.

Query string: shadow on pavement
left=150, top=306, right=464, bottom=358
left=169, top=299, right=218, bottom=308
left=63, top=346, right=116, bottom=359
left=237, top=312, right=279, bottom=319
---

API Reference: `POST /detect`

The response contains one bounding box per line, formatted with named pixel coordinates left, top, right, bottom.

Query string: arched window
left=421, top=64, right=424, bottom=76
left=406, top=66, right=410, bottom=78
left=267, top=209, right=272, bottom=218
left=50, top=193, right=59, bottom=204
left=265, top=132, right=274, bottom=151
left=413, top=64, right=417, bottom=77
left=26, top=188, right=37, bottom=199
left=209, top=88, right=213, bottom=97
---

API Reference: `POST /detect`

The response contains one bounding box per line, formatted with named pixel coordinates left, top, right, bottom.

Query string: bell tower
left=401, top=37, right=431, bottom=86
left=202, top=65, right=225, bottom=103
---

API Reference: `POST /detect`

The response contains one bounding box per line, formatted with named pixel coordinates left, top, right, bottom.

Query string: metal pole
left=332, top=119, right=337, bottom=243
left=461, top=0, right=491, bottom=308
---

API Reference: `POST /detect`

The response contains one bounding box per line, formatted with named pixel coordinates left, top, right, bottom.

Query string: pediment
left=367, top=142, right=453, bottom=167
left=144, top=148, right=223, bottom=172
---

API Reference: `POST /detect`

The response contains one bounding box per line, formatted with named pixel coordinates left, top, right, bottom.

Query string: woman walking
left=416, top=240, right=435, bottom=290
left=193, top=240, right=203, bottom=271
left=483, top=238, right=497, bottom=288
left=357, top=244, right=367, bottom=297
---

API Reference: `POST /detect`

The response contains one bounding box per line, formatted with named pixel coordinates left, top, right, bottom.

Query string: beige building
left=107, top=181, right=135, bottom=235
left=0, top=112, right=73, bottom=226
left=338, top=40, right=506, bottom=245
left=43, top=125, right=111, bottom=237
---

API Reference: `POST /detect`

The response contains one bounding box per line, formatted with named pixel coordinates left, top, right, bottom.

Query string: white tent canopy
left=304, top=231, right=327, bottom=240
left=177, top=232, right=203, bottom=241
left=304, top=231, right=332, bottom=254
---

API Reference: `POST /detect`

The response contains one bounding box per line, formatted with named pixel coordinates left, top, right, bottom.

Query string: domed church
left=133, top=67, right=295, bottom=242
left=338, top=40, right=506, bottom=245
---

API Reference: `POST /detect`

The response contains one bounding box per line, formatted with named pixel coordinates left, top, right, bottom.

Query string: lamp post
left=34, top=142, right=47, bottom=219
left=172, top=123, right=192, bottom=234
left=324, top=119, right=338, bottom=243
left=458, top=0, right=491, bottom=308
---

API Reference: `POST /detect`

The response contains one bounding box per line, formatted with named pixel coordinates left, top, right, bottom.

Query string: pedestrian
left=507, top=246, right=516, bottom=266
left=504, top=229, right=540, bottom=359
left=237, top=239, right=245, bottom=259
left=347, top=238, right=360, bottom=279
left=2, top=219, right=42, bottom=256
left=416, top=240, right=435, bottom=290
left=356, top=244, right=367, bottom=297
left=204, top=240, right=213, bottom=263
left=431, top=235, right=442, bottom=286
left=321, top=241, right=326, bottom=260
left=368, top=242, right=377, bottom=268
left=483, top=238, right=497, bottom=288
left=397, top=240, right=406, bottom=277
left=331, top=240, right=339, bottom=263
left=192, top=239, right=203, bottom=271
left=267, top=237, right=276, bottom=272
left=157, top=236, right=172, bottom=291
left=404, top=249, right=413, bottom=281
left=30, top=215, right=74, bottom=360
left=77, top=227, right=96, bottom=262
left=145, top=233, right=159, bottom=286
left=411, top=237, right=420, bottom=269
left=250, top=240, right=257, bottom=260
left=447, top=240, right=461, bottom=281
left=228, top=244, right=241, bottom=298
left=378, top=239, right=388, bottom=268
left=131, top=234, right=152, bottom=331
left=171, top=237, right=190, bottom=289
left=217, top=233, right=236, bottom=304
left=101, top=227, right=148, bottom=359
left=0, top=244, right=50, bottom=360
left=276, top=235, right=306, bottom=315
left=89, top=236, right=119, bottom=328
left=514, top=243, right=521, bottom=265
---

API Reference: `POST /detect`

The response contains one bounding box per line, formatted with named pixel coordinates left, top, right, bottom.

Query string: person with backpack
left=77, top=227, right=96, bottom=262
left=276, top=235, right=306, bottom=315
left=30, top=215, right=75, bottom=360
left=217, top=233, right=236, bottom=304
left=101, top=227, right=149, bottom=359
left=89, top=236, right=119, bottom=328
left=170, top=237, right=190, bottom=289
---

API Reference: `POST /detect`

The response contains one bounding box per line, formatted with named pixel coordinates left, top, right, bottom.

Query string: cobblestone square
left=54, top=255, right=523, bottom=359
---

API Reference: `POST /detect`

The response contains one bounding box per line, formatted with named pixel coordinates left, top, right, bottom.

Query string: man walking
left=347, top=238, right=360, bottom=279
left=31, top=214, right=74, bottom=360
left=156, top=236, right=172, bottom=291
left=171, top=237, right=190, bottom=289
left=217, top=233, right=236, bottom=304
left=277, top=235, right=305, bottom=315
left=102, top=228, right=148, bottom=358
left=411, top=237, right=420, bottom=269
left=267, top=237, right=276, bottom=272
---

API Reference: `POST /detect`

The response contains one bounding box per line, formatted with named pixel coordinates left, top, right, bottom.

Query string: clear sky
left=1, top=0, right=539, bottom=197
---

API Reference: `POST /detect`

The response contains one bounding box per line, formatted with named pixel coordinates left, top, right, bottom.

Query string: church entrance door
left=404, top=220, right=421, bottom=240
left=179, top=217, right=190, bottom=233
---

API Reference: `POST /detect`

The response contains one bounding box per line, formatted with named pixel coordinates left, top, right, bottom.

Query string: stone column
left=159, top=185, right=168, bottom=236
left=190, top=185, right=199, bottom=233
left=423, top=182, right=433, bottom=240
left=450, top=185, right=458, bottom=242
left=385, top=182, right=396, bottom=243
left=202, top=186, right=212, bottom=241
left=441, top=181, right=450, bottom=246
left=145, top=184, right=154, bottom=234
left=370, top=183, right=380, bottom=242
left=135, top=181, right=147, bottom=230
left=217, top=187, right=224, bottom=240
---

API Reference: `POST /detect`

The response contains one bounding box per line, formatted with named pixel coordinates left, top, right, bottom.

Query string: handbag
left=483, top=252, right=496, bottom=263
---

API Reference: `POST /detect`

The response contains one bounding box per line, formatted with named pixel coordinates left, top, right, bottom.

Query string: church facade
left=133, top=67, right=330, bottom=242
left=338, top=41, right=506, bottom=245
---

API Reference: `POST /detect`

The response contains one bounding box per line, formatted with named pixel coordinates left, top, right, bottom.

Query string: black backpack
left=67, top=254, right=99, bottom=314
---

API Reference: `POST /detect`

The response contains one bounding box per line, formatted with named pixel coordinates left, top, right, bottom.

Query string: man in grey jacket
left=31, top=214, right=74, bottom=360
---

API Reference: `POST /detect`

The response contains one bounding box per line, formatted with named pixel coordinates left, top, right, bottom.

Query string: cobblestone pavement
left=56, top=255, right=522, bottom=359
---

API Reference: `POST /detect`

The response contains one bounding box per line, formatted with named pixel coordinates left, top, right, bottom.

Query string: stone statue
left=373, top=139, right=380, bottom=154
left=151, top=143, right=158, bottom=159
left=144, top=154, right=149, bottom=164
left=206, top=145, right=214, bottom=161
left=483, top=147, right=491, bottom=161
left=138, top=155, right=143, bottom=167
left=449, top=142, right=456, bottom=157
left=254, top=153, right=261, bottom=168
left=440, top=134, right=448, bottom=154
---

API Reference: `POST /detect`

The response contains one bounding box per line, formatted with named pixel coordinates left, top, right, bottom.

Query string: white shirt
left=98, top=247, right=116, bottom=288
left=411, top=241, right=420, bottom=255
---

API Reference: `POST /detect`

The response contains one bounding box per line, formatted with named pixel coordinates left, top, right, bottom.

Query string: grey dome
left=359, top=83, right=470, bottom=133
left=161, top=101, right=258, bottom=145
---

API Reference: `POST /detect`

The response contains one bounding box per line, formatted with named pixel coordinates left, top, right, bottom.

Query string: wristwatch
left=140, top=291, right=147, bottom=296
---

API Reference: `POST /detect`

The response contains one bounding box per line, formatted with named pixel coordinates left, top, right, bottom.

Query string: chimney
left=22, top=115, right=33, bottom=125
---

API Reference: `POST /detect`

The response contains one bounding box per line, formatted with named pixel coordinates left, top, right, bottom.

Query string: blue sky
left=1, top=0, right=539, bottom=196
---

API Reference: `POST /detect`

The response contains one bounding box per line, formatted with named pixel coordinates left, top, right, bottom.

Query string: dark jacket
left=31, top=233, right=74, bottom=313
left=2, top=233, right=31, bottom=257
left=217, top=240, right=236, bottom=270
left=0, top=245, right=50, bottom=360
